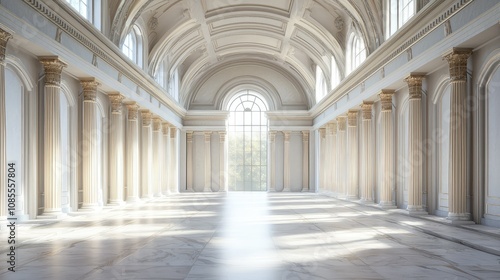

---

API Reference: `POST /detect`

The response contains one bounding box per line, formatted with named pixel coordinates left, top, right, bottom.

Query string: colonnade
left=318, top=48, right=472, bottom=221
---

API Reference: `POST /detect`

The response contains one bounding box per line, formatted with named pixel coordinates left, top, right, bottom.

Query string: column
left=330, top=123, right=338, bottom=194
left=204, top=131, right=212, bottom=192
left=325, top=124, right=332, bottom=192
left=170, top=127, right=178, bottom=193
left=379, top=90, right=396, bottom=208
left=140, top=109, right=152, bottom=199
left=405, top=73, right=427, bottom=214
left=219, top=131, right=227, bottom=192
left=108, top=93, right=125, bottom=205
left=0, top=29, right=12, bottom=217
left=444, top=48, right=472, bottom=222
left=163, top=123, right=170, bottom=194
left=302, top=131, right=309, bottom=192
left=283, top=131, right=291, bottom=192
left=80, top=78, right=101, bottom=211
left=186, top=130, right=193, bottom=192
left=38, top=58, right=67, bottom=216
left=269, top=131, right=276, bottom=192
left=361, top=101, right=374, bottom=203
left=337, top=116, right=347, bottom=197
left=318, top=128, right=326, bottom=191
left=152, top=116, right=163, bottom=197
left=347, top=110, right=359, bottom=199
left=126, top=102, right=140, bottom=202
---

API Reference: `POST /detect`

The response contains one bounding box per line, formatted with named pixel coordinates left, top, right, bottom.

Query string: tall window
left=347, top=33, right=366, bottom=74
left=155, top=61, right=167, bottom=89
left=121, top=26, right=143, bottom=67
left=168, top=69, right=179, bottom=101
left=66, top=0, right=101, bottom=30
left=315, top=65, right=327, bottom=103
left=228, top=91, right=268, bottom=191
left=331, top=57, right=341, bottom=90
left=387, top=0, right=416, bottom=38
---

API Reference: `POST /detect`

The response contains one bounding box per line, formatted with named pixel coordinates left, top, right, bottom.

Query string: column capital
left=379, top=89, right=395, bottom=112
left=186, top=131, right=193, bottom=142
left=162, top=122, right=170, bottom=135
left=152, top=116, right=162, bottom=131
left=404, top=73, right=425, bottom=100
left=219, top=131, right=226, bottom=142
left=347, top=110, right=358, bottom=127
left=204, top=131, right=212, bottom=142
left=443, top=48, right=472, bottom=82
left=170, top=127, right=177, bottom=138
left=81, top=78, right=99, bottom=101
left=337, top=116, right=347, bottom=131
left=140, top=109, right=152, bottom=126
left=302, top=131, right=309, bottom=142
left=108, top=92, right=124, bottom=114
left=125, top=102, right=139, bottom=120
left=327, top=122, right=336, bottom=135
left=283, top=131, right=291, bottom=142
left=269, top=131, right=276, bottom=142
left=361, top=101, right=374, bottom=120
left=319, top=128, right=326, bottom=139
left=39, top=57, right=67, bottom=87
left=0, top=29, right=13, bottom=63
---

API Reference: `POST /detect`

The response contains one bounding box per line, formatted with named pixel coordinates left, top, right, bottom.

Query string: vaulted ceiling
left=107, top=0, right=384, bottom=109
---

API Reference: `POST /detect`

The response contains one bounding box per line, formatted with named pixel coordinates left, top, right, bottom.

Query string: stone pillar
left=283, top=131, right=291, bottom=192
left=361, top=102, right=374, bottom=203
left=405, top=74, right=427, bottom=214
left=140, top=109, right=152, bottom=199
left=0, top=30, right=12, bottom=217
left=318, top=128, right=326, bottom=191
left=379, top=90, right=397, bottom=208
left=330, top=123, right=338, bottom=194
left=444, top=48, right=472, bottom=222
left=80, top=78, right=101, bottom=211
left=204, top=131, right=212, bottom=192
left=163, top=123, right=170, bottom=194
left=325, top=124, right=332, bottom=192
left=152, top=116, right=163, bottom=197
left=126, top=103, right=140, bottom=202
left=269, top=131, right=276, bottom=192
left=186, top=131, right=193, bottom=192
left=219, top=131, right=227, bottom=192
left=337, top=116, right=347, bottom=197
left=302, top=131, right=309, bottom=192
left=108, top=93, right=125, bottom=205
left=347, top=110, right=359, bottom=200
left=170, top=127, right=178, bottom=193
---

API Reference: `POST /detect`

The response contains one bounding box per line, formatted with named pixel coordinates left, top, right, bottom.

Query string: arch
left=217, top=77, right=281, bottom=111
left=5, top=55, right=34, bottom=92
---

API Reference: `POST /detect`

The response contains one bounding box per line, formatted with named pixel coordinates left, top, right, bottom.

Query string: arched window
left=315, top=65, right=327, bottom=103
left=331, top=57, right=341, bottom=90
left=168, top=69, right=179, bottom=101
left=227, top=91, right=268, bottom=191
left=155, top=60, right=167, bottom=89
left=347, top=33, right=366, bottom=74
left=66, top=0, right=101, bottom=30
left=387, top=0, right=416, bottom=38
left=121, top=26, right=143, bottom=67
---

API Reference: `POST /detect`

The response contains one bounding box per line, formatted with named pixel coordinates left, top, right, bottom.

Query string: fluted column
left=444, top=48, right=472, bottom=222
left=269, top=131, right=276, bottom=192
left=405, top=74, right=427, bottom=214
left=219, top=132, right=227, bottom=192
left=331, top=123, right=338, bottom=194
left=347, top=110, right=359, bottom=200
left=318, top=128, right=326, bottom=191
left=81, top=78, right=101, bottom=211
left=325, top=124, right=333, bottom=192
left=337, top=116, right=347, bottom=197
left=283, top=131, right=291, bottom=192
left=163, top=123, right=170, bottom=194
left=0, top=30, right=12, bottom=217
left=361, top=102, right=374, bottom=203
left=302, top=131, right=309, bottom=192
left=170, top=127, right=178, bottom=193
left=140, top=110, right=152, bottom=199
left=108, top=93, right=125, bottom=205
left=186, top=131, right=193, bottom=192
left=379, top=90, right=396, bottom=208
left=152, top=116, right=163, bottom=197
left=126, top=103, right=140, bottom=202
left=204, top=131, right=212, bottom=192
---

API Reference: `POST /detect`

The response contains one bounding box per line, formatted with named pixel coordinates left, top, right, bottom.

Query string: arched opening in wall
left=227, top=90, right=268, bottom=191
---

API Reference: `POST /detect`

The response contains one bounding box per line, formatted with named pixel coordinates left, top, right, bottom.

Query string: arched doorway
left=227, top=91, right=268, bottom=191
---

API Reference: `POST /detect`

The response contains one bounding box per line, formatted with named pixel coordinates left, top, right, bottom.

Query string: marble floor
left=1, top=193, right=500, bottom=280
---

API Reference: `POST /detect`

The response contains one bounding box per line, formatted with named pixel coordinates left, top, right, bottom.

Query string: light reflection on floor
left=0, top=192, right=499, bottom=279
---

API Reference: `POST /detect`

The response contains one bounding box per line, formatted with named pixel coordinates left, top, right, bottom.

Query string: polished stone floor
left=1, top=193, right=500, bottom=279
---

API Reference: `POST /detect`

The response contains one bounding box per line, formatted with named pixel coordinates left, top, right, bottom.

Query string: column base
left=346, top=195, right=359, bottom=200
left=378, top=202, right=397, bottom=209
left=407, top=205, right=428, bottom=216
left=447, top=212, right=473, bottom=224
left=359, top=199, right=374, bottom=204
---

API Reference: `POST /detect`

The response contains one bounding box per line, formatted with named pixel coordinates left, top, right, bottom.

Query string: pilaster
left=361, top=102, right=374, bottom=203
left=140, top=109, right=153, bottom=199
left=378, top=90, right=397, bottom=209
left=152, top=116, right=163, bottom=197
left=126, top=102, right=140, bottom=202
left=302, top=131, right=309, bottom=192
left=283, top=131, right=291, bottom=192
left=108, top=93, right=125, bottom=205
left=269, top=131, right=277, bottom=192
left=347, top=110, right=359, bottom=200
left=204, top=131, right=212, bottom=192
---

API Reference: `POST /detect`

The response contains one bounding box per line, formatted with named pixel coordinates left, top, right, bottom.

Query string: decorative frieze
left=379, top=90, right=395, bottom=112
left=361, top=102, right=374, bottom=120
left=140, top=109, right=152, bottom=126
left=108, top=93, right=124, bottom=114
left=347, top=110, right=358, bottom=127
left=404, top=74, right=425, bottom=99
left=81, top=79, right=99, bottom=101
left=39, top=57, right=67, bottom=87
left=0, top=29, right=13, bottom=63
left=126, top=102, right=139, bottom=120
left=443, top=48, right=472, bottom=81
